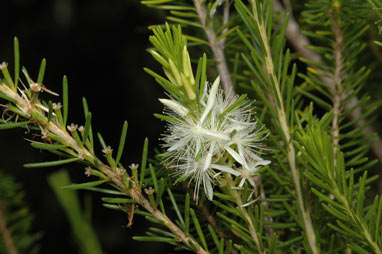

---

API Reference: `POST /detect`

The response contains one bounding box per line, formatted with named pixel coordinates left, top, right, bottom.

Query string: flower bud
left=159, top=98, right=189, bottom=118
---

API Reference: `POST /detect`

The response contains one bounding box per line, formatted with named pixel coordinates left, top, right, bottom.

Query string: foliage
left=0, top=171, right=42, bottom=254
left=0, top=0, right=382, bottom=253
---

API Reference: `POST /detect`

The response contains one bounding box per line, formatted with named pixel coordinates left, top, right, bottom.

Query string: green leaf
left=141, top=0, right=172, bottom=4
left=82, top=97, right=94, bottom=148
left=30, top=142, right=68, bottom=150
left=199, top=53, right=207, bottom=99
left=167, top=188, right=184, bottom=226
left=101, top=197, right=137, bottom=204
left=84, top=187, right=124, bottom=195
left=83, top=112, right=92, bottom=143
left=0, top=121, right=30, bottom=130
left=218, top=94, right=247, bottom=120
left=150, top=164, right=159, bottom=193
left=140, top=138, right=149, bottom=187
left=190, top=208, right=208, bottom=251
left=37, top=58, right=46, bottom=84
left=154, top=113, right=184, bottom=123
left=24, top=157, right=80, bottom=168
left=116, top=121, right=128, bottom=165
left=185, top=193, right=190, bottom=234
left=14, top=37, right=20, bottom=87
left=102, top=203, right=127, bottom=211
left=97, top=132, right=107, bottom=149
left=62, top=75, right=69, bottom=126
left=132, top=236, right=176, bottom=243
left=208, top=224, right=220, bottom=250
left=61, top=180, right=108, bottom=190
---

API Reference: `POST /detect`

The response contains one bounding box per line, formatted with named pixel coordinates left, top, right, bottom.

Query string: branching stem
left=274, top=0, right=382, bottom=193
left=193, top=0, right=234, bottom=95
left=250, top=1, right=319, bottom=253
left=0, top=83, right=208, bottom=254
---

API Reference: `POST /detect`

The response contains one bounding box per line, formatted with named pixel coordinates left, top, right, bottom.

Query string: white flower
left=238, top=159, right=271, bottom=188
left=160, top=76, right=270, bottom=200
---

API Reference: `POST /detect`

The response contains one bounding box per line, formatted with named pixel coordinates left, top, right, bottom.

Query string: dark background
left=0, top=0, right=170, bottom=253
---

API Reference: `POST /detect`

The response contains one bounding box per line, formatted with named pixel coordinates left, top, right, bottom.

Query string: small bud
left=0, top=62, right=8, bottom=70
left=181, top=73, right=196, bottom=101
left=41, top=129, right=49, bottom=140
left=85, top=166, right=92, bottom=177
left=129, top=163, right=139, bottom=171
left=102, top=146, right=113, bottom=155
left=159, top=99, right=189, bottom=118
left=163, top=68, right=178, bottom=87
left=78, top=125, right=85, bottom=133
left=52, top=102, right=62, bottom=110
left=116, top=167, right=126, bottom=176
left=67, top=123, right=78, bottom=132
left=182, top=46, right=195, bottom=84
left=144, top=187, right=155, bottom=195
left=78, top=150, right=87, bottom=160
left=168, top=59, right=182, bottom=86
left=30, top=83, right=42, bottom=93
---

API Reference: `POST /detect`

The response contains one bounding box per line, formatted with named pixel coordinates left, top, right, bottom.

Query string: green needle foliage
left=1, top=0, right=382, bottom=253
left=0, top=171, right=42, bottom=254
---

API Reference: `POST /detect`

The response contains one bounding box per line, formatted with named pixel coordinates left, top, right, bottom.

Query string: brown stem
left=331, top=20, right=343, bottom=165
left=103, top=168, right=207, bottom=254
left=193, top=0, right=234, bottom=96
left=0, top=83, right=208, bottom=254
left=0, top=201, right=18, bottom=254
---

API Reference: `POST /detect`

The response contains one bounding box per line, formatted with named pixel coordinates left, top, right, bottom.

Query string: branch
left=193, top=0, right=234, bottom=96
left=227, top=175, right=264, bottom=254
left=274, top=0, right=382, bottom=193
left=0, top=201, right=18, bottom=254
left=0, top=83, right=208, bottom=254
left=250, top=1, right=319, bottom=253
left=331, top=20, right=344, bottom=165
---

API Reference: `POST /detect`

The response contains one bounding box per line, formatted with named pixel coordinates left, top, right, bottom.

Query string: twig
left=251, top=1, right=319, bottom=253
left=0, top=83, right=208, bottom=254
left=227, top=175, right=264, bottom=254
left=0, top=201, right=18, bottom=254
left=331, top=20, right=344, bottom=165
left=274, top=0, right=382, bottom=193
left=184, top=182, right=239, bottom=254
left=193, top=0, right=234, bottom=96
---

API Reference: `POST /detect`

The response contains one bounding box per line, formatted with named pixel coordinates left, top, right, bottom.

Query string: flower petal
left=200, top=76, right=220, bottom=124
left=203, top=174, right=213, bottom=200
left=225, top=146, right=247, bottom=167
left=210, top=164, right=240, bottom=176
